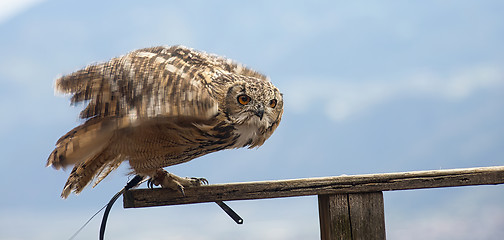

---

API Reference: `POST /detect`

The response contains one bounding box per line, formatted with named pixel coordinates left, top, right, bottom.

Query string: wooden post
left=318, top=194, right=352, bottom=240
left=319, top=192, right=385, bottom=240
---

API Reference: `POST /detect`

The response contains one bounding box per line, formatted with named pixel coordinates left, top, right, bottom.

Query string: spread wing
left=55, top=46, right=220, bottom=121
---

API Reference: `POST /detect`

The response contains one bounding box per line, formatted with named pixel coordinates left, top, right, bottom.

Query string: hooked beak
left=254, top=104, right=265, bottom=120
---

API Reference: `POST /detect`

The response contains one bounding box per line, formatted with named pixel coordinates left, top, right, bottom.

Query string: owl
left=47, top=45, right=283, bottom=198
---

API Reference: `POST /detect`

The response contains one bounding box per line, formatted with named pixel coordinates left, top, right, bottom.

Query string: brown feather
left=47, top=117, right=116, bottom=169
left=61, top=148, right=123, bottom=198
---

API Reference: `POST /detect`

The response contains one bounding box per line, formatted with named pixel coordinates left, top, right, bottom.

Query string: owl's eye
left=237, top=94, right=251, bottom=105
left=269, top=99, right=277, bottom=108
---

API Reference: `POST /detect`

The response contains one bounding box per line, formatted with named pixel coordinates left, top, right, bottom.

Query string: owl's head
left=224, top=76, right=283, bottom=148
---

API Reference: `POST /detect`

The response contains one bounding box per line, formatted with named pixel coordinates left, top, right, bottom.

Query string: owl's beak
left=254, top=104, right=265, bottom=120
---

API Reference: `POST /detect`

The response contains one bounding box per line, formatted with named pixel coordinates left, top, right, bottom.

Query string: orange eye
left=269, top=99, right=277, bottom=108
left=237, top=94, right=251, bottom=105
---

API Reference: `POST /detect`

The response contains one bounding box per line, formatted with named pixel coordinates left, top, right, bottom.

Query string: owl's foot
left=147, top=169, right=208, bottom=196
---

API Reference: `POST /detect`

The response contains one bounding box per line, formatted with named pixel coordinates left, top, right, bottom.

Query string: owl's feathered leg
left=148, top=169, right=208, bottom=196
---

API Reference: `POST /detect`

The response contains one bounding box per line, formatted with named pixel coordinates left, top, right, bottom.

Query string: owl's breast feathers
left=48, top=45, right=282, bottom=198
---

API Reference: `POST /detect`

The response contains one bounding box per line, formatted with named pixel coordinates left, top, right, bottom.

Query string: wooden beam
left=124, top=166, right=504, bottom=208
left=319, top=192, right=385, bottom=240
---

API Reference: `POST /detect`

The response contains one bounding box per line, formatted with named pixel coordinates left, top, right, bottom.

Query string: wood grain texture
left=319, top=192, right=385, bottom=240
left=124, top=166, right=504, bottom=208
left=318, top=194, right=351, bottom=240
left=348, top=192, right=385, bottom=240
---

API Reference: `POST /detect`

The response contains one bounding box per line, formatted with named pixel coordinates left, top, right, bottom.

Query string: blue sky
left=1, top=1, right=504, bottom=239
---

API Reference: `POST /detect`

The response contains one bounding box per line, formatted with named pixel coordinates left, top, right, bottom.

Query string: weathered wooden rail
left=123, top=166, right=504, bottom=239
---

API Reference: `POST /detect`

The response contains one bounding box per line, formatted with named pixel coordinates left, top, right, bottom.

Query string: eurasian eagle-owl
left=47, top=46, right=284, bottom=198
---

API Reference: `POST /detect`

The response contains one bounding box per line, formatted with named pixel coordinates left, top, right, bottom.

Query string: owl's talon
left=147, top=179, right=154, bottom=189
left=191, top=177, right=208, bottom=185
left=177, top=184, right=186, bottom=196
left=151, top=169, right=207, bottom=196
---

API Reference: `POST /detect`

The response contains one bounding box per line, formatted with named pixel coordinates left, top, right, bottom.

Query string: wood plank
left=318, top=192, right=385, bottom=240
left=124, top=166, right=504, bottom=208
left=318, top=194, right=351, bottom=240
left=348, top=192, right=385, bottom=240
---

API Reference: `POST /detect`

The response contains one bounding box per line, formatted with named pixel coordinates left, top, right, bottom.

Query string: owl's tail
left=47, top=117, right=124, bottom=198
left=60, top=150, right=124, bottom=198
left=49, top=116, right=126, bottom=167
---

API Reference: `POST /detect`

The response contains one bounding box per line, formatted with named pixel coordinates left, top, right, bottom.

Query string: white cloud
left=387, top=205, right=504, bottom=240
left=407, top=65, right=504, bottom=99
left=284, top=64, right=504, bottom=121
left=0, top=0, right=45, bottom=24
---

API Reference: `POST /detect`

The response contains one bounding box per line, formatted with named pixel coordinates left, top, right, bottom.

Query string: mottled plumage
left=47, top=46, right=283, bottom=198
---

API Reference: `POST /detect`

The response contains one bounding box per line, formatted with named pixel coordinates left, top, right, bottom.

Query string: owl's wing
left=55, top=46, right=219, bottom=121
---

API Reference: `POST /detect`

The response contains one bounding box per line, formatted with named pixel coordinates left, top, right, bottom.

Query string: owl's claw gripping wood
left=147, top=179, right=155, bottom=189
left=191, top=177, right=209, bottom=185
left=148, top=169, right=208, bottom=196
